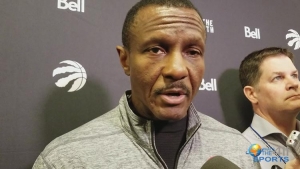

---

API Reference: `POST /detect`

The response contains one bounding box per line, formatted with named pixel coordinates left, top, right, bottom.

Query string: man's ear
left=116, top=46, right=130, bottom=76
left=243, top=86, right=258, bottom=104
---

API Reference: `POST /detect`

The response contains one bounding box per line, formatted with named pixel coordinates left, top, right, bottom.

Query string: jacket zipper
left=150, top=121, right=168, bottom=169
left=173, top=122, right=202, bottom=169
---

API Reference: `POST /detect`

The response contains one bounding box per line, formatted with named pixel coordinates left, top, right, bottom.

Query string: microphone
left=271, top=165, right=282, bottom=169
left=201, top=156, right=241, bottom=169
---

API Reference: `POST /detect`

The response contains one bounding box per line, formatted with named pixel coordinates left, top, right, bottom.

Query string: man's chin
left=282, top=106, right=300, bottom=114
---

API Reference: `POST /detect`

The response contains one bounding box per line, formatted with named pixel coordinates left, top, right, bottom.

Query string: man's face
left=117, top=6, right=206, bottom=121
left=254, top=55, right=300, bottom=114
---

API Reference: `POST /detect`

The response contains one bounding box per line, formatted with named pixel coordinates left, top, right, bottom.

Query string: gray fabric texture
left=33, top=92, right=259, bottom=169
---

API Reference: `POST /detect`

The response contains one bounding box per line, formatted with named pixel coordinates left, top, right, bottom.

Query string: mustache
left=154, top=82, right=190, bottom=95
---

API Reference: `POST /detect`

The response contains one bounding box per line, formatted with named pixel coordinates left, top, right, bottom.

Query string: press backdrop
left=1, top=0, right=300, bottom=168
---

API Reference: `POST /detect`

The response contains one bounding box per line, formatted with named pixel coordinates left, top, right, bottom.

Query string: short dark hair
left=122, top=0, right=205, bottom=50
left=239, top=47, right=294, bottom=88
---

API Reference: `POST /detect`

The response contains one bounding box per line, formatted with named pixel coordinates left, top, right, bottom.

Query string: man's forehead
left=133, top=5, right=203, bottom=26
left=130, top=5, right=205, bottom=38
left=260, top=55, right=295, bottom=74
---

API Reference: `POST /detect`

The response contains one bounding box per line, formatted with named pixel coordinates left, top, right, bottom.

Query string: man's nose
left=286, top=77, right=299, bottom=91
left=161, top=52, right=188, bottom=80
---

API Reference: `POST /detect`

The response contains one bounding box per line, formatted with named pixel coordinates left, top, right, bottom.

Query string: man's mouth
left=286, top=94, right=300, bottom=100
left=165, top=93, right=181, bottom=96
left=159, top=89, right=187, bottom=105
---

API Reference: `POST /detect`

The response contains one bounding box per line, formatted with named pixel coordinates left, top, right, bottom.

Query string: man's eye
left=187, top=49, right=202, bottom=57
left=292, top=74, right=299, bottom=79
left=147, top=47, right=165, bottom=54
left=190, top=50, right=200, bottom=55
left=273, top=76, right=283, bottom=81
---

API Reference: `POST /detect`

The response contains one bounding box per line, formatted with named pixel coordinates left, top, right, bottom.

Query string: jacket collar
left=118, top=91, right=202, bottom=146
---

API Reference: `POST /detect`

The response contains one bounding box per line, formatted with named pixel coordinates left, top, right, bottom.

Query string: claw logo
left=286, top=29, right=300, bottom=50
left=53, top=60, right=87, bottom=92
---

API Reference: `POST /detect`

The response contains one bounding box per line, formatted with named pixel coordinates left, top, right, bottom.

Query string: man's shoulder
left=40, top=107, right=122, bottom=157
left=197, top=112, right=251, bottom=148
left=195, top=112, right=258, bottom=169
left=199, top=112, right=242, bottom=135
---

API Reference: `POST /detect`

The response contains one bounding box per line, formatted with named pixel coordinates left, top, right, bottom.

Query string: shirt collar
left=251, top=114, right=300, bottom=138
left=251, top=114, right=284, bottom=138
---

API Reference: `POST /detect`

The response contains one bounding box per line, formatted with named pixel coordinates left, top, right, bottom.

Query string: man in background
left=239, top=47, right=300, bottom=169
left=33, top=0, right=258, bottom=168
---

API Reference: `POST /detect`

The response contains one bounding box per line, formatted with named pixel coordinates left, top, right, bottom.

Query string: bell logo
left=286, top=29, right=300, bottom=50
left=53, top=60, right=87, bottom=92
left=244, top=26, right=260, bottom=39
left=199, top=79, right=217, bottom=91
left=57, top=0, right=85, bottom=13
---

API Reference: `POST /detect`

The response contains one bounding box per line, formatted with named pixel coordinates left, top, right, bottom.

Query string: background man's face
left=126, top=5, right=206, bottom=121
left=255, top=55, right=300, bottom=114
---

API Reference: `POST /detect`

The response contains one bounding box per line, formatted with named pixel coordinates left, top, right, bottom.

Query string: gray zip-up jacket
left=33, top=92, right=259, bottom=169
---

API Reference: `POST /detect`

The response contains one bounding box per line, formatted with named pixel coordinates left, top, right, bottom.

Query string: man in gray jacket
left=33, top=0, right=258, bottom=168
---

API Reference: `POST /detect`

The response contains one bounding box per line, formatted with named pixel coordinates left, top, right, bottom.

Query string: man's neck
left=255, top=108, right=298, bottom=136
